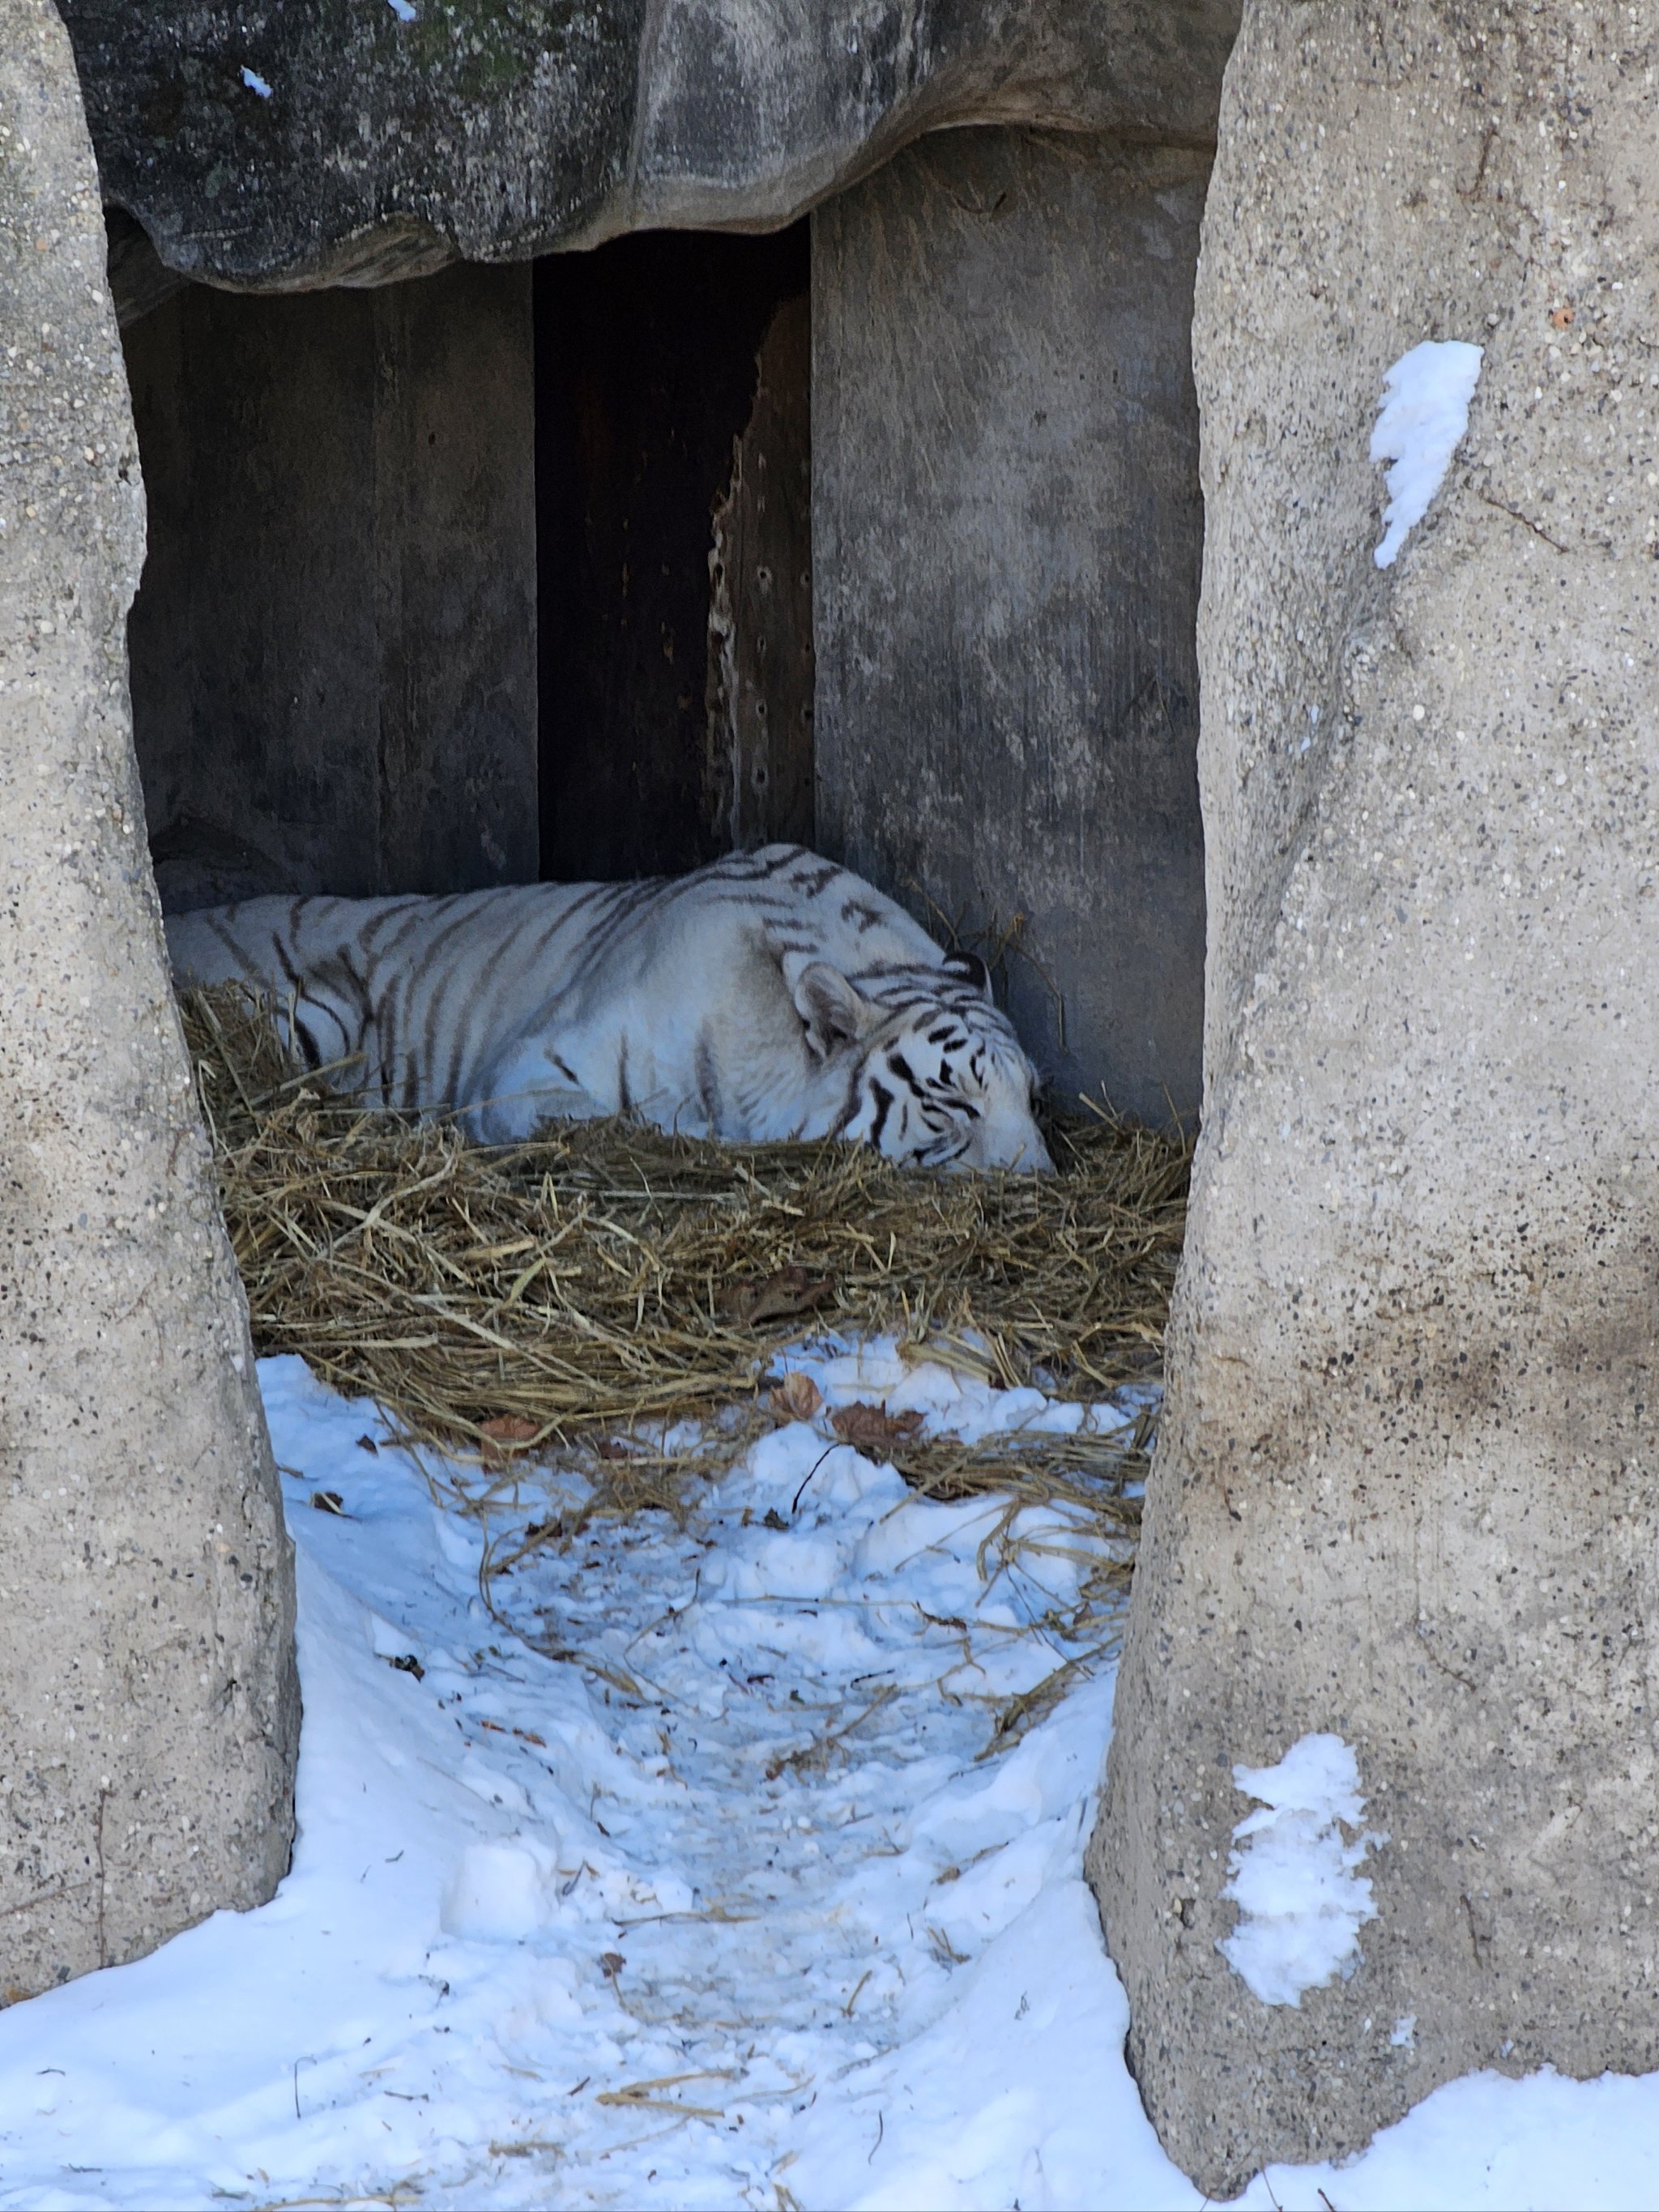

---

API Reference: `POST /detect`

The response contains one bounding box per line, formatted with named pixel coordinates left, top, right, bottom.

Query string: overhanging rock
left=1089, top=0, right=1659, bottom=2193
left=56, top=0, right=1239, bottom=288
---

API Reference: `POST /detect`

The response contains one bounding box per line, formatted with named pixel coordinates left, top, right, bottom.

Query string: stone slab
left=813, top=126, right=1207, bottom=1121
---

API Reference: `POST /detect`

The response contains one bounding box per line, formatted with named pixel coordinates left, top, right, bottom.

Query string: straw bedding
left=181, top=987, right=1188, bottom=1570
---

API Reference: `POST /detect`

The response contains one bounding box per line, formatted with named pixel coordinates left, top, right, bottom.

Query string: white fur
left=167, top=845, right=1053, bottom=1172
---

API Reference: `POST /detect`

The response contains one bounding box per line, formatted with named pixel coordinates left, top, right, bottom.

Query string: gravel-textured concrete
left=0, top=0, right=297, bottom=1999
left=1089, top=0, right=1659, bottom=2191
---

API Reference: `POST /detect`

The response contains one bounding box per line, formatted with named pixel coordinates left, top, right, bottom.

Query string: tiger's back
left=166, top=846, right=1052, bottom=1170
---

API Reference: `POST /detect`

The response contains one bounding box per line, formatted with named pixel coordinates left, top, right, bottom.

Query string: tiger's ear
left=791, top=961, right=873, bottom=1059
left=942, top=949, right=992, bottom=1000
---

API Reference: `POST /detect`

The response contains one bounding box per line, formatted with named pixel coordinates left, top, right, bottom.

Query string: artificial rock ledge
left=1089, top=0, right=1659, bottom=2193
left=58, top=0, right=1239, bottom=289
left=0, top=0, right=297, bottom=1994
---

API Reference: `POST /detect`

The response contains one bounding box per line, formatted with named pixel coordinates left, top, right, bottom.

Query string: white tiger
left=166, top=845, right=1054, bottom=1172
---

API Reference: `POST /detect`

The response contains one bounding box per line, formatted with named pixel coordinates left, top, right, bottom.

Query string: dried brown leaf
left=830, top=1401, right=924, bottom=1452
left=770, top=1371, right=823, bottom=1421
left=481, top=1415, right=539, bottom=1445
left=734, top=1264, right=834, bottom=1325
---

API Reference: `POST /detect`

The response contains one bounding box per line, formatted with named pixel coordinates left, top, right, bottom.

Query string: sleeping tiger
left=165, top=844, right=1054, bottom=1173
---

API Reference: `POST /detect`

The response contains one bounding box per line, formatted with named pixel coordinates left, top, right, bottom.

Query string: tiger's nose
left=978, top=1130, right=1054, bottom=1174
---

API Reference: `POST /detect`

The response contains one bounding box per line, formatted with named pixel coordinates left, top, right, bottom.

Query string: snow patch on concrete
left=1371, top=339, right=1483, bottom=569
left=1218, top=1732, right=1380, bottom=2006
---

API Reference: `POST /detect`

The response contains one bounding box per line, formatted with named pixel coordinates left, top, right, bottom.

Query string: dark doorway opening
left=534, top=220, right=813, bottom=884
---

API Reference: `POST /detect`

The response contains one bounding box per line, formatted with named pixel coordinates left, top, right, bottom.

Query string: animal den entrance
left=118, top=133, right=1203, bottom=1800
left=117, top=126, right=1209, bottom=1132
left=113, top=132, right=1205, bottom=1587
left=7, top=69, right=1222, bottom=2171
left=114, top=128, right=1210, bottom=1613
left=535, top=224, right=813, bottom=880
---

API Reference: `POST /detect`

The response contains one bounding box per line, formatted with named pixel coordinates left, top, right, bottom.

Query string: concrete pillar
left=1089, top=1, right=1659, bottom=2191
left=812, top=126, right=1209, bottom=1123
left=0, top=0, right=296, bottom=1995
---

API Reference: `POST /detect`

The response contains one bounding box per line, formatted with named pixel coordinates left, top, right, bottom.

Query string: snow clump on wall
left=1217, top=1732, right=1381, bottom=2006
left=1371, top=338, right=1483, bottom=569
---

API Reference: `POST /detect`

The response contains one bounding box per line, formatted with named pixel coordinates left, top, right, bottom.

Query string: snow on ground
left=2, top=1347, right=1659, bottom=2208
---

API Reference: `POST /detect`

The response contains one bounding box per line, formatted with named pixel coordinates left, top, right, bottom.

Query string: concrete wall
left=0, top=0, right=296, bottom=2000
left=812, top=127, right=1208, bottom=1124
left=706, top=292, right=815, bottom=855
left=123, top=262, right=536, bottom=909
left=1089, top=0, right=1659, bottom=2190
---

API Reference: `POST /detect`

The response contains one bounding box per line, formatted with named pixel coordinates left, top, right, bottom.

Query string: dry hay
left=182, top=981, right=1183, bottom=1669
left=184, top=982, right=1186, bottom=1445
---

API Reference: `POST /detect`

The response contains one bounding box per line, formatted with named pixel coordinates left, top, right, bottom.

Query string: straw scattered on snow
left=183, top=982, right=1188, bottom=1464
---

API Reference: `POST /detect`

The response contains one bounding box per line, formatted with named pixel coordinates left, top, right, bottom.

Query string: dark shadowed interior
left=535, top=221, right=812, bottom=882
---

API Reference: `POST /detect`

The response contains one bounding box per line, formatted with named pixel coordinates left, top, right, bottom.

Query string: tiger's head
left=791, top=950, right=1054, bottom=1174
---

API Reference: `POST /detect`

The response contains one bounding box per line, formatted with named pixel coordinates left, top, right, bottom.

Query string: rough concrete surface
left=55, top=0, right=1238, bottom=288
left=1089, top=0, right=1659, bottom=2192
left=124, top=263, right=537, bottom=906
left=0, top=0, right=297, bottom=1997
left=705, top=290, right=815, bottom=855
left=814, top=126, right=1207, bottom=1122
